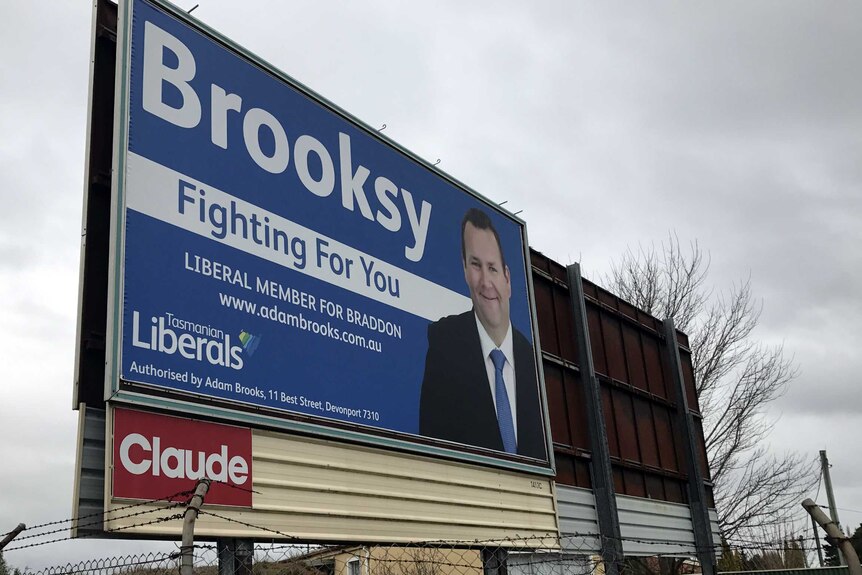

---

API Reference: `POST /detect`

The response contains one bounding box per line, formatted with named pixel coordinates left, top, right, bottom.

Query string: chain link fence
left=8, top=536, right=663, bottom=575
left=10, top=535, right=828, bottom=575
left=3, top=490, right=820, bottom=575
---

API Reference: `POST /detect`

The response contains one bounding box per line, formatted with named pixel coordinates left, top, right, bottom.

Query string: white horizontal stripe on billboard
left=125, top=152, right=471, bottom=322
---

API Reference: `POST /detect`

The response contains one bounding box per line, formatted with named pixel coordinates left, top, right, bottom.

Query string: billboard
left=112, top=407, right=253, bottom=507
left=108, top=0, right=550, bottom=468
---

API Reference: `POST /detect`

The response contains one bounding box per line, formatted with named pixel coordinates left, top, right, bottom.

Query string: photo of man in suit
left=419, top=207, right=547, bottom=460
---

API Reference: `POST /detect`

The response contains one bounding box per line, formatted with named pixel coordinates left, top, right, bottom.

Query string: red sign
left=113, top=407, right=253, bottom=507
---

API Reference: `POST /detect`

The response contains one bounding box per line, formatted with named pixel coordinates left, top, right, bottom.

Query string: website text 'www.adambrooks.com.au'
left=218, top=292, right=386, bottom=353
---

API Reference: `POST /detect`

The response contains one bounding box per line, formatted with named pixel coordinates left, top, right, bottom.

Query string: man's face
left=463, top=222, right=511, bottom=336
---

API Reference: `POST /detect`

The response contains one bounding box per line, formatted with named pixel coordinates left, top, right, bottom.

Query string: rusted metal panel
left=544, top=363, right=572, bottom=447
left=664, top=477, right=686, bottom=504
left=653, top=407, right=680, bottom=473
left=534, top=277, right=559, bottom=357
left=565, top=371, right=590, bottom=451
left=633, top=397, right=660, bottom=468
left=644, top=474, right=665, bottom=501
left=553, top=453, right=593, bottom=490
left=613, top=390, right=640, bottom=462
left=554, top=286, right=579, bottom=363
left=601, top=386, right=621, bottom=459
left=693, top=417, right=712, bottom=481
left=529, top=250, right=712, bottom=509
left=601, top=314, right=628, bottom=382
left=623, top=469, right=646, bottom=498
left=642, top=335, right=668, bottom=399
left=622, top=324, right=648, bottom=392
left=587, top=306, right=608, bottom=375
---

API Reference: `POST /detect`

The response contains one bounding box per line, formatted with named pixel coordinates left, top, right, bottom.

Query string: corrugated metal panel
left=71, top=405, right=106, bottom=537
left=616, top=495, right=696, bottom=556
left=556, top=485, right=600, bottom=554
left=105, top=425, right=559, bottom=545
left=708, top=508, right=722, bottom=548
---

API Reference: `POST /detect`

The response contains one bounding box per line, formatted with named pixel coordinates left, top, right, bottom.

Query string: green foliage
left=717, top=543, right=745, bottom=572
left=849, top=523, right=862, bottom=561
left=825, top=523, right=862, bottom=567
left=0, top=551, right=21, bottom=575
left=824, top=537, right=841, bottom=566
left=739, top=540, right=805, bottom=571
left=782, top=538, right=807, bottom=569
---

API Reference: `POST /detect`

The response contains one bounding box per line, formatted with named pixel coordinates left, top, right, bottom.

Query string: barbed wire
left=0, top=488, right=195, bottom=539
left=0, top=479, right=262, bottom=540
left=5, top=500, right=187, bottom=548
left=3, top=484, right=835, bottom=575
left=4, top=513, right=186, bottom=552
left=196, top=510, right=300, bottom=541
left=195, top=506, right=823, bottom=555
left=210, top=478, right=261, bottom=495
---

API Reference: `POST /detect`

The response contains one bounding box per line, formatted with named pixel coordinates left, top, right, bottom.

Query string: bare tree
left=603, top=233, right=816, bottom=544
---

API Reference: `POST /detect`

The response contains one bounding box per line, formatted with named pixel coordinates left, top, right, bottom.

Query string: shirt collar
left=474, top=313, right=514, bottom=366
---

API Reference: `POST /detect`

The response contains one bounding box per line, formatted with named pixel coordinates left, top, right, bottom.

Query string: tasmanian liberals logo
left=238, top=330, right=261, bottom=356
left=113, top=407, right=253, bottom=507
left=131, top=311, right=244, bottom=369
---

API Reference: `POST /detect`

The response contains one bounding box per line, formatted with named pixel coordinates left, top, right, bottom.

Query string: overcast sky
left=1, top=0, right=860, bottom=570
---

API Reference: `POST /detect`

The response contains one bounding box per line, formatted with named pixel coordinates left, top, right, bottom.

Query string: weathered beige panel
left=105, top=426, right=559, bottom=546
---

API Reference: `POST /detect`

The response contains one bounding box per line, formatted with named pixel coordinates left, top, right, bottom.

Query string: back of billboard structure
left=90, top=0, right=552, bottom=473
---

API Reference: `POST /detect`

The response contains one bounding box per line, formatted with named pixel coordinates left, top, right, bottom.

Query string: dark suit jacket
left=419, top=310, right=547, bottom=460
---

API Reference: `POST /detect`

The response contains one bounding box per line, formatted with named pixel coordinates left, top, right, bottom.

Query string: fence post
left=803, top=499, right=862, bottom=575
left=219, top=538, right=254, bottom=575
left=180, top=478, right=211, bottom=575
left=482, top=548, right=508, bottom=575
left=0, top=523, right=26, bottom=550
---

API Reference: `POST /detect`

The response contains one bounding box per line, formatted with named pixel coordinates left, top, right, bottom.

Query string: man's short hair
left=461, top=207, right=507, bottom=270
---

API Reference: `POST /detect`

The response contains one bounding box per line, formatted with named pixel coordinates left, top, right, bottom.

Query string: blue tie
left=490, top=349, right=516, bottom=454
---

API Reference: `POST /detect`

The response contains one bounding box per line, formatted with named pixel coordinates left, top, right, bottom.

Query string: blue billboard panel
left=113, top=0, right=549, bottom=466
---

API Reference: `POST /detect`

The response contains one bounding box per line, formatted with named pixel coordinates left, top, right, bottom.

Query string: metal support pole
left=812, top=513, right=825, bottom=567
left=180, top=479, right=211, bottom=575
left=803, top=499, right=860, bottom=575
left=482, top=547, right=508, bottom=575
left=0, top=523, right=26, bottom=550
left=663, top=319, right=716, bottom=575
left=567, top=264, right=624, bottom=575
left=821, top=450, right=844, bottom=565
left=218, top=538, right=254, bottom=575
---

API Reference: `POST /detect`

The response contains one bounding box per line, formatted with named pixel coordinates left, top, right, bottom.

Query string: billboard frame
left=102, top=0, right=554, bottom=476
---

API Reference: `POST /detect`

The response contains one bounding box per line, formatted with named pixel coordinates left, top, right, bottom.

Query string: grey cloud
left=1, top=1, right=861, bottom=567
